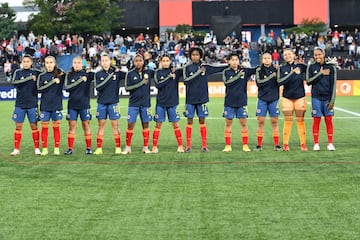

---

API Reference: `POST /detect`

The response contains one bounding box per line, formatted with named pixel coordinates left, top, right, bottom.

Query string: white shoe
left=34, top=148, right=41, bottom=155
left=10, top=149, right=20, bottom=156
left=177, top=146, right=185, bottom=153
left=327, top=143, right=336, bottom=151
left=152, top=147, right=159, bottom=153
left=121, top=146, right=131, bottom=155
left=143, top=147, right=152, bottom=154
left=313, top=143, right=320, bottom=151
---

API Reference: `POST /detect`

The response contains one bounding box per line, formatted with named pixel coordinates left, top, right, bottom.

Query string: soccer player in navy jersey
left=278, top=49, right=308, bottom=151
left=151, top=55, right=184, bottom=153
left=183, top=47, right=227, bottom=153
left=93, top=53, right=125, bottom=155
left=37, top=56, right=65, bottom=156
left=222, top=53, right=256, bottom=152
left=11, top=55, right=41, bottom=156
left=306, top=47, right=337, bottom=151
left=64, top=56, right=93, bottom=155
left=255, top=52, right=281, bottom=151
left=121, top=54, right=154, bottom=154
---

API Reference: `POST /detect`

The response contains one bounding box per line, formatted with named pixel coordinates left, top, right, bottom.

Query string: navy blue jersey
left=37, top=70, right=65, bottom=112
left=222, top=66, right=256, bottom=107
left=277, top=62, right=307, bottom=99
left=306, top=62, right=337, bottom=103
left=12, top=68, right=40, bottom=108
left=183, top=62, right=227, bottom=105
left=65, top=70, right=93, bottom=110
left=94, top=67, right=125, bottom=105
left=125, top=68, right=154, bottom=107
left=256, top=65, right=279, bottom=102
left=154, top=68, right=182, bottom=107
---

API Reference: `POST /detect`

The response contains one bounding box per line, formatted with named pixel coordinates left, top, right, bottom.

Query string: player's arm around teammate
left=10, top=54, right=41, bottom=156
left=277, top=49, right=308, bottom=151
left=93, top=53, right=124, bottom=155
left=37, top=56, right=65, bottom=156
left=306, top=47, right=337, bottom=151
left=122, top=54, right=154, bottom=154
left=255, top=52, right=281, bottom=151
left=64, top=56, right=93, bottom=155
left=151, top=55, right=184, bottom=153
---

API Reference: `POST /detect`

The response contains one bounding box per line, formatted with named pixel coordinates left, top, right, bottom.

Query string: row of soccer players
left=10, top=46, right=336, bottom=156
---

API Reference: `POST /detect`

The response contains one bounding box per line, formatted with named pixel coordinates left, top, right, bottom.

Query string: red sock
left=174, top=127, right=183, bottom=146
left=114, top=133, right=121, bottom=148
left=152, top=128, right=160, bottom=147
left=200, top=124, right=207, bottom=147
left=97, top=134, right=104, bottom=148
left=32, top=129, right=40, bottom=149
left=312, top=117, right=321, bottom=144
left=41, top=122, right=49, bottom=148
left=85, top=134, right=92, bottom=149
left=325, top=116, right=333, bottom=143
left=143, top=128, right=150, bottom=147
left=126, top=130, right=134, bottom=147
left=242, top=130, right=248, bottom=145
left=225, top=131, right=232, bottom=145
left=14, top=130, right=22, bottom=149
left=68, top=133, right=75, bottom=150
left=53, top=122, right=61, bottom=148
left=272, top=130, right=279, bottom=146
left=186, top=124, right=192, bottom=148
left=257, top=131, right=264, bottom=146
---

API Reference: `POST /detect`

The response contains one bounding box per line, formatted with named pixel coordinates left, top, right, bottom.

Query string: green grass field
left=1, top=96, right=360, bottom=239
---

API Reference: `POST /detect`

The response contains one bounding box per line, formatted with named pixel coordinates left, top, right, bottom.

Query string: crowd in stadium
left=1, top=27, right=360, bottom=81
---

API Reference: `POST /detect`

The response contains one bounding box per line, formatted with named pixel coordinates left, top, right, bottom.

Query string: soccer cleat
left=115, top=147, right=121, bottom=155
left=300, top=144, right=308, bottom=152
left=185, top=147, right=192, bottom=153
left=10, top=149, right=20, bottom=156
left=274, top=145, right=282, bottom=151
left=242, top=144, right=251, bottom=152
left=64, top=149, right=73, bottom=155
left=93, top=148, right=103, bottom=155
left=85, top=148, right=92, bottom=155
left=283, top=144, right=290, bottom=151
left=54, top=148, right=60, bottom=155
left=41, top=148, right=48, bottom=156
left=201, top=147, right=209, bottom=153
left=177, top=146, right=185, bottom=153
left=222, top=145, right=232, bottom=152
left=152, top=147, right=159, bottom=154
left=143, top=147, right=152, bottom=154
left=254, top=145, right=263, bottom=151
left=327, top=143, right=336, bottom=151
left=34, top=148, right=41, bottom=155
left=313, top=143, right=320, bottom=151
left=121, top=146, right=131, bottom=155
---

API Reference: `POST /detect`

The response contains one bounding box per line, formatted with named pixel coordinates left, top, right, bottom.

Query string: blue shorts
left=223, top=106, right=248, bottom=119
left=311, top=98, right=334, bottom=117
left=67, top=108, right=92, bottom=121
left=96, top=103, right=120, bottom=120
left=256, top=99, right=280, bottom=117
left=154, top=105, right=180, bottom=122
left=12, top=107, right=38, bottom=123
left=127, top=106, right=152, bottom=123
left=183, top=103, right=209, bottom=118
left=40, top=111, right=63, bottom=121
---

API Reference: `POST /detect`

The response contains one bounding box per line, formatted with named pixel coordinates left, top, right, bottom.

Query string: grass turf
left=1, top=96, right=360, bottom=239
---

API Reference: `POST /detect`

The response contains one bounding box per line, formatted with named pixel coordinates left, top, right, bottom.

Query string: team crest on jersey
left=160, top=76, right=164, bottom=79
left=44, top=81, right=48, bottom=84
left=21, top=77, right=24, bottom=80
left=230, top=76, right=233, bottom=79
left=314, top=70, right=318, bottom=73
left=190, top=72, right=193, bottom=76
left=285, top=72, right=288, bottom=74
left=101, top=77, right=105, bottom=80
left=71, top=79, right=75, bottom=82
left=133, top=77, right=138, bottom=80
